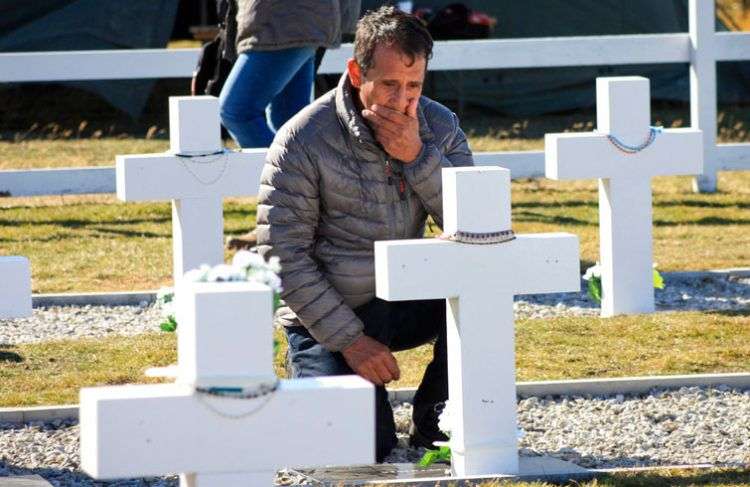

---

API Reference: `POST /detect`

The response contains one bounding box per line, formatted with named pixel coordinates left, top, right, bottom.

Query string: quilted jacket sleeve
left=256, top=137, right=365, bottom=352
left=402, top=109, right=474, bottom=229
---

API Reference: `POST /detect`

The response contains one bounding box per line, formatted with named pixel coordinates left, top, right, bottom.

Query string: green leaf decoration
left=273, top=338, right=280, bottom=356
left=273, top=293, right=283, bottom=311
left=160, top=315, right=178, bottom=333
left=418, top=446, right=451, bottom=467
left=587, top=275, right=603, bottom=303
left=653, top=269, right=665, bottom=289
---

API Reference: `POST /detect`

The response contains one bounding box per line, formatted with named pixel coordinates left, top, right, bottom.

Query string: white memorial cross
left=546, top=77, right=702, bottom=317
left=116, top=96, right=264, bottom=281
left=0, top=256, right=32, bottom=318
left=374, top=167, right=579, bottom=477
left=80, top=281, right=374, bottom=486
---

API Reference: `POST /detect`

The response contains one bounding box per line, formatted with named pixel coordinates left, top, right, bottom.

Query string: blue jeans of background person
left=285, top=298, right=448, bottom=462
left=219, top=47, right=315, bottom=148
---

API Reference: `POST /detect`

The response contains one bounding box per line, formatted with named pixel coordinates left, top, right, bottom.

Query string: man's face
left=348, top=44, right=426, bottom=115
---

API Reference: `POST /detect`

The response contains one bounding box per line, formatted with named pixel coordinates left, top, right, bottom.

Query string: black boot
left=409, top=401, right=449, bottom=449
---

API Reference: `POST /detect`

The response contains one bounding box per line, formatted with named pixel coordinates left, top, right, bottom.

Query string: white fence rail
left=1, top=0, right=748, bottom=196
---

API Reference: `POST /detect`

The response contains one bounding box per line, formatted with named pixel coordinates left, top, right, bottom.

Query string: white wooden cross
left=80, top=280, right=374, bottom=486
left=116, top=96, right=265, bottom=281
left=0, top=256, right=32, bottom=319
left=545, top=76, right=702, bottom=317
left=374, top=167, right=579, bottom=477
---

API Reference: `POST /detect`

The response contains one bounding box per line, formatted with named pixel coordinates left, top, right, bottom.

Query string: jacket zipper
left=385, top=157, right=409, bottom=239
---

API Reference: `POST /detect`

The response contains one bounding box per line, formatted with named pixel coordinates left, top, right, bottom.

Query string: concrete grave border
left=2, top=372, right=749, bottom=425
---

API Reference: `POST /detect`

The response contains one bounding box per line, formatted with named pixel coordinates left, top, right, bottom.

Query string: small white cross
left=545, top=77, right=702, bottom=316
left=375, top=167, right=580, bottom=477
left=0, top=256, right=31, bottom=318
left=80, top=281, right=374, bottom=486
left=116, top=96, right=265, bottom=281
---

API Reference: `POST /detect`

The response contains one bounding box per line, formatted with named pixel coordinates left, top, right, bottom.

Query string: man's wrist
left=402, top=141, right=424, bottom=164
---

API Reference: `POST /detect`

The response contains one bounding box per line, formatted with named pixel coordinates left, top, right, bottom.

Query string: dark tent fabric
left=361, top=0, right=750, bottom=115
left=0, top=0, right=179, bottom=118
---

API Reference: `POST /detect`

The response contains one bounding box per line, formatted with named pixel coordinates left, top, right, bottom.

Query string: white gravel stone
left=3, top=387, right=748, bottom=485
left=0, top=276, right=747, bottom=346
left=0, top=305, right=163, bottom=345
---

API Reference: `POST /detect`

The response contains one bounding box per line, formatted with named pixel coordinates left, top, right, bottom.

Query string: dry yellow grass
left=3, top=310, right=748, bottom=407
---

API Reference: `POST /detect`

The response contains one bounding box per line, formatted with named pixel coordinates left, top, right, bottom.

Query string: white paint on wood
left=718, top=143, right=750, bottom=171
left=545, top=77, right=702, bottom=317
left=714, top=31, right=750, bottom=61
left=689, top=0, right=718, bottom=193
left=116, top=97, right=264, bottom=281
left=0, top=167, right=114, bottom=197
left=0, top=256, right=32, bottom=319
left=0, top=35, right=693, bottom=83
left=375, top=167, right=579, bottom=477
left=169, top=97, right=222, bottom=155
left=80, top=378, right=373, bottom=480
left=175, top=282, right=276, bottom=388
left=80, top=282, right=374, bottom=484
left=0, top=48, right=201, bottom=82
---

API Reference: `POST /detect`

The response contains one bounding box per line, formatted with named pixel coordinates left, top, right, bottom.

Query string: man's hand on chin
left=342, top=335, right=401, bottom=386
left=362, top=98, right=423, bottom=163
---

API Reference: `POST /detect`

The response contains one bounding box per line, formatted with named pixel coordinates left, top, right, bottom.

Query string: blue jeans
left=285, top=298, right=448, bottom=462
left=219, top=47, right=315, bottom=148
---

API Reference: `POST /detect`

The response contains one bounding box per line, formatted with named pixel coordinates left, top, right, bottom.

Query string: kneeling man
left=257, top=6, right=473, bottom=461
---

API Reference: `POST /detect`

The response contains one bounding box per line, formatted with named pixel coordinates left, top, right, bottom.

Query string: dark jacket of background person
left=256, top=73, right=474, bottom=352
left=235, top=0, right=361, bottom=53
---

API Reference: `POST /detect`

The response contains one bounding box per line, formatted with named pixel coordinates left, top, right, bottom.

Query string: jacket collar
left=334, top=73, right=435, bottom=155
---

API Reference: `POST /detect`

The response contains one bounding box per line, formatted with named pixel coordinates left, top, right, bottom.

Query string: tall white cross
left=375, top=167, right=579, bottom=477
left=80, top=281, right=374, bottom=486
left=0, top=256, right=31, bottom=319
left=545, top=77, right=702, bottom=317
left=116, top=96, right=265, bottom=281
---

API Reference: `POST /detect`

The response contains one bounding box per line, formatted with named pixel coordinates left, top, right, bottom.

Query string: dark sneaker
left=226, top=229, right=257, bottom=250
left=409, top=402, right=449, bottom=449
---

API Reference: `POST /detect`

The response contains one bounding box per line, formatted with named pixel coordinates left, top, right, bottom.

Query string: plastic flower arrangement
left=583, top=262, right=664, bottom=304
left=156, top=250, right=283, bottom=332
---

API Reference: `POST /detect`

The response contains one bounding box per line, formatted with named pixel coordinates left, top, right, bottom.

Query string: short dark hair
left=354, top=6, right=433, bottom=74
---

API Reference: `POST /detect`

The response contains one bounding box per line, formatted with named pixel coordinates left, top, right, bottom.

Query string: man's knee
left=285, top=326, right=351, bottom=378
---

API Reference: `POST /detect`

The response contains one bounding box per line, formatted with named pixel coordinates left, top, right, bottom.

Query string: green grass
left=3, top=311, right=748, bottom=407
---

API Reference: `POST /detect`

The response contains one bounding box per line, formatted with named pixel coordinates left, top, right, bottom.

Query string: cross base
left=451, top=445, right=519, bottom=477
left=180, top=470, right=274, bottom=487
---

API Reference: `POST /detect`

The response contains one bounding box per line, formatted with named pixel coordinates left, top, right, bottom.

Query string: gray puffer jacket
left=236, top=0, right=361, bottom=53
left=256, top=74, right=474, bottom=352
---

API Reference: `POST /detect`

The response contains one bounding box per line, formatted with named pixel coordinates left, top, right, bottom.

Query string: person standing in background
left=219, top=0, right=361, bottom=148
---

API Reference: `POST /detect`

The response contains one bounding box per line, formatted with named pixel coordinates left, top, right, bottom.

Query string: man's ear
left=347, top=58, right=363, bottom=88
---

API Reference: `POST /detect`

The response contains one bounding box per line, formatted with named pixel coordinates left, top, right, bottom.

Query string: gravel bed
left=1, top=386, right=748, bottom=485
left=1, top=275, right=747, bottom=346
left=0, top=304, right=163, bottom=345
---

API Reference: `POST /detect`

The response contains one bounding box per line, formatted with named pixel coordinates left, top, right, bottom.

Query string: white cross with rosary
left=545, top=77, right=702, bottom=317
left=116, top=96, right=265, bottom=281
left=80, top=280, right=374, bottom=486
left=375, top=167, right=580, bottom=477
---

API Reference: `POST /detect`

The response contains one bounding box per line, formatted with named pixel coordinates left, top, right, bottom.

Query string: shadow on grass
left=705, top=308, right=750, bottom=318
left=514, top=211, right=593, bottom=226
left=652, top=217, right=750, bottom=227
left=653, top=200, right=750, bottom=210
left=0, top=344, right=23, bottom=363
left=513, top=200, right=598, bottom=209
